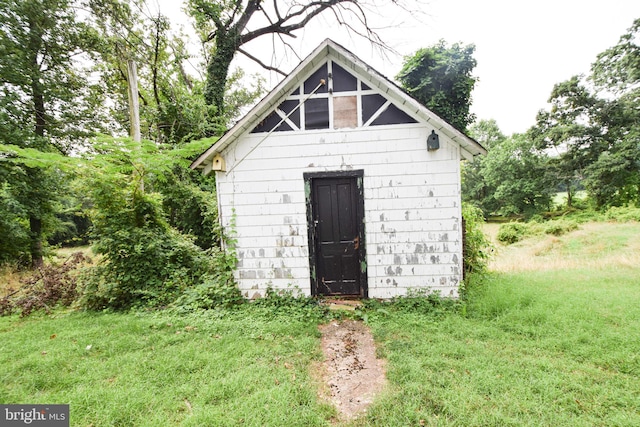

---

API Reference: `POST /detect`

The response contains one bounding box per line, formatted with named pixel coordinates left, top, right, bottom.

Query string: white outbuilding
left=191, top=39, right=486, bottom=299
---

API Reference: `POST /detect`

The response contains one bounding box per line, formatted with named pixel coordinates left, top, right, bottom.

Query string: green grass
left=359, top=266, right=640, bottom=426
left=0, top=309, right=335, bottom=426
left=2, top=223, right=639, bottom=426
left=357, top=222, right=640, bottom=426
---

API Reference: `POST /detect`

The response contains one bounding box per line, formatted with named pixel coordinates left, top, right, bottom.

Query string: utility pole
left=126, top=59, right=143, bottom=192
left=126, top=59, right=141, bottom=142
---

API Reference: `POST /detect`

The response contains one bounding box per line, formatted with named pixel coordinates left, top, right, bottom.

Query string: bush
left=543, top=219, right=578, bottom=236
left=462, top=203, right=492, bottom=274
left=79, top=227, right=216, bottom=310
left=79, top=184, right=220, bottom=310
left=172, top=246, right=241, bottom=311
left=604, top=206, right=640, bottom=222
left=496, top=222, right=528, bottom=244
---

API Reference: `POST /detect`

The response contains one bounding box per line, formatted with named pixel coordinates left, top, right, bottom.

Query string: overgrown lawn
left=360, top=222, right=640, bottom=426
left=0, top=309, right=334, bottom=426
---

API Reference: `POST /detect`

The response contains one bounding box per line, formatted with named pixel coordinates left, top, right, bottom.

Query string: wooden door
left=306, top=172, right=366, bottom=297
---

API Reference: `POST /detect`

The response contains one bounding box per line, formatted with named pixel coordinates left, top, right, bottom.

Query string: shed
left=191, top=39, right=486, bottom=299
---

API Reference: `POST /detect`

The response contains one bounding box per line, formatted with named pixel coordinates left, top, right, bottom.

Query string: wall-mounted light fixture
left=427, top=130, right=440, bottom=151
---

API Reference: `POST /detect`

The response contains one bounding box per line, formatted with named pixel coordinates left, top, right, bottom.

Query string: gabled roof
left=191, top=39, right=486, bottom=172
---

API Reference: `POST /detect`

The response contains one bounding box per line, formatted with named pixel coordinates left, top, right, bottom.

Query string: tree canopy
left=397, top=40, right=478, bottom=131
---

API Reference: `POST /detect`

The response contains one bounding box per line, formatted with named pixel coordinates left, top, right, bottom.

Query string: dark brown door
left=307, top=173, right=365, bottom=297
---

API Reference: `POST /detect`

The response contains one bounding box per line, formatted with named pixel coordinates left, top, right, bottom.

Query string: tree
left=396, top=40, right=478, bottom=131
left=588, top=17, right=640, bottom=207
left=188, top=0, right=399, bottom=120
left=529, top=76, right=604, bottom=208
left=531, top=16, right=640, bottom=209
left=591, top=18, right=640, bottom=95
left=0, top=0, right=104, bottom=267
left=461, top=119, right=506, bottom=216
left=482, top=134, right=554, bottom=217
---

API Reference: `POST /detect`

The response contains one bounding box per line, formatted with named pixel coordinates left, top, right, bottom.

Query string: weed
left=172, top=275, right=243, bottom=311
left=250, top=287, right=328, bottom=322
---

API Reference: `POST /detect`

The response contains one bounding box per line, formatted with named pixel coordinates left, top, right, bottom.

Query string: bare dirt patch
left=317, top=319, right=387, bottom=422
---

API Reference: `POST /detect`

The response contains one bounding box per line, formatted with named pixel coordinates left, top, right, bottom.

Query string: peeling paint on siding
left=219, top=125, right=464, bottom=299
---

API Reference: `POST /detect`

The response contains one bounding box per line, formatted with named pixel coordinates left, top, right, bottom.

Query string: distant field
left=485, top=221, right=640, bottom=272
left=1, top=224, right=639, bottom=426
left=553, top=190, right=587, bottom=206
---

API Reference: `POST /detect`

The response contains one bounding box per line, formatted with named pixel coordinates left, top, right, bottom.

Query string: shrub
left=496, top=222, right=528, bottom=244
left=462, top=203, right=492, bottom=274
left=543, top=219, right=578, bottom=236
left=172, top=246, right=241, bottom=311
left=78, top=185, right=219, bottom=310
left=79, top=227, right=216, bottom=310
left=604, top=206, right=640, bottom=222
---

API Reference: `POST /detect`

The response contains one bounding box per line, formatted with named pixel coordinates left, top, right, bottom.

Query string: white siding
left=216, top=123, right=463, bottom=299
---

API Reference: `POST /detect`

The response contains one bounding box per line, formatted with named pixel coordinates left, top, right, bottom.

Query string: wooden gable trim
left=191, top=39, right=485, bottom=172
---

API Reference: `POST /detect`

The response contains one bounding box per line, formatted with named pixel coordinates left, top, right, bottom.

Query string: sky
left=155, top=0, right=640, bottom=136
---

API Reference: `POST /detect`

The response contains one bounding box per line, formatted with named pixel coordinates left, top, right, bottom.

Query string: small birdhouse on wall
left=212, top=154, right=226, bottom=171
left=427, top=130, right=440, bottom=151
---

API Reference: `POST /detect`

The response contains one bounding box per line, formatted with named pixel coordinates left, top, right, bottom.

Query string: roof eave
left=190, top=38, right=487, bottom=170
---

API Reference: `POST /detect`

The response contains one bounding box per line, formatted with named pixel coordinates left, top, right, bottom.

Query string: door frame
left=304, top=170, right=367, bottom=298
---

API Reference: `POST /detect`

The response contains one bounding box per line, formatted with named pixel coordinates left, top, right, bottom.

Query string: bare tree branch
left=191, top=0, right=424, bottom=119
left=240, top=0, right=349, bottom=45
left=238, top=47, right=287, bottom=76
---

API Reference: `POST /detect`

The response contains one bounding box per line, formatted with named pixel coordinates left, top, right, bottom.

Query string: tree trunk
left=29, top=216, right=44, bottom=269
left=204, top=32, right=239, bottom=120
left=566, top=182, right=573, bottom=208
left=28, top=14, right=46, bottom=269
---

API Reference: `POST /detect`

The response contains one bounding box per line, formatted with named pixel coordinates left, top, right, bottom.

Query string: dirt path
left=317, top=319, right=387, bottom=422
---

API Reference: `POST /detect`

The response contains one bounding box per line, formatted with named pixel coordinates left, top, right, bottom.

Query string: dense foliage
left=461, top=203, right=491, bottom=275
left=397, top=40, right=478, bottom=131
left=0, top=0, right=105, bottom=267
